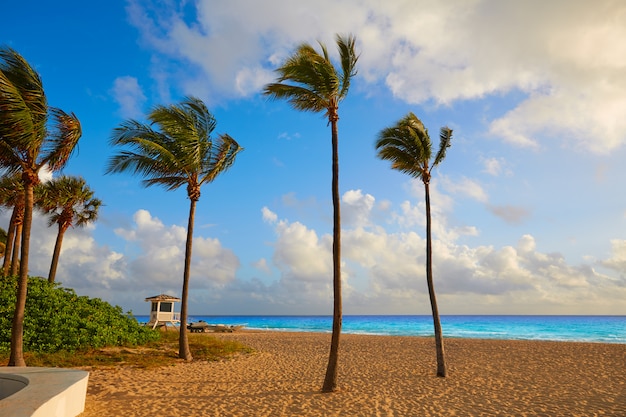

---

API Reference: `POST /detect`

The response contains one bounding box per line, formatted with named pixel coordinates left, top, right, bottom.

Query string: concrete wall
left=0, top=367, right=89, bottom=417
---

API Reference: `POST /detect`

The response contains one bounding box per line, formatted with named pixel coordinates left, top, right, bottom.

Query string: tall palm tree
left=0, top=47, right=82, bottom=366
left=263, top=34, right=358, bottom=392
left=37, top=175, right=102, bottom=283
left=106, top=96, right=242, bottom=361
left=375, top=112, right=452, bottom=377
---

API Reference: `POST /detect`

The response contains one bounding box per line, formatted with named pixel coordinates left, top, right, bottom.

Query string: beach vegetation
left=375, top=112, right=452, bottom=377
left=263, top=34, right=359, bottom=393
left=0, top=276, right=159, bottom=354
left=36, top=175, right=102, bottom=283
left=0, top=46, right=83, bottom=366
left=0, top=277, right=250, bottom=368
left=106, top=97, right=242, bottom=362
left=0, top=330, right=252, bottom=369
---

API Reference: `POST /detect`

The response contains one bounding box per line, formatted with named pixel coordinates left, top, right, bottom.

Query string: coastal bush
left=0, top=276, right=159, bottom=353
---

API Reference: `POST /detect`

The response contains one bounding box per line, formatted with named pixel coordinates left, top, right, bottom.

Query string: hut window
left=159, top=302, right=173, bottom=312
left=151, top=303, right=158, bottom=312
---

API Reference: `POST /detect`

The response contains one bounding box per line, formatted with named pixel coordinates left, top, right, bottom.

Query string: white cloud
left=4, top=182, right=626, bottom=315
left=127, top=0, right=626, bottom=152
left=252, top=258, right=271, bottom=274
left=261, top=206, right=277, bottom=224
left=271, top=219, right=332, bottom=283
left=110, top=75, right=147, bottom=119
left=440, top=176, right=489, bottom=203
left=481, top=157, right=509, bottom=177
left=600, top=239, right=626, bottom=273
left=342, top=189, right=375, bottom=228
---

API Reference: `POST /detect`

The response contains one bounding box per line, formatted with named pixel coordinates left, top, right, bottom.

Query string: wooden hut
left=145, top=294, right=181, bottom=329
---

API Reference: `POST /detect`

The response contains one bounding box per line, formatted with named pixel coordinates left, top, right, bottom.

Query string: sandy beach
left=82, top=331, right=626, bottom=416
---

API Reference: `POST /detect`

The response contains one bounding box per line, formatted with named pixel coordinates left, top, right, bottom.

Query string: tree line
left=0, top=33, right=453, bottom=391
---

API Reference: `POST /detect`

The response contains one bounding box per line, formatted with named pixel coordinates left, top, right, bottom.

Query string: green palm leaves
left=107, top=97, right=241, bottom=198
left=376, top=112, right=453, bottom=378
left=38, top=176, right=102, bottom=283
left=1, top=47, right=83, bottom=367
left=264, top=34, right=358, bottom=120
left=376, top=112, right=452, bottom=181
left=264, top=34, right=358, bottom=393
left=107, top=96, right=242, bottom=361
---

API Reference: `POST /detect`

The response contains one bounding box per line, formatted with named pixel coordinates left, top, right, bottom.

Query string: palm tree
left=106, top=96, right=242, bottom=361
left=0, top=173, right=25, bottom=277
left=375, top=112, right=452, bottom=377
left=37, top=175, right=102, bottom=283
left=0, top=47, right=82, bottom=366
left=263, top=34, right=358, bottom=392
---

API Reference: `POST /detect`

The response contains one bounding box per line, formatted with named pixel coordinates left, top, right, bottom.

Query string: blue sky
left=2, top=0, right=626, bottom=316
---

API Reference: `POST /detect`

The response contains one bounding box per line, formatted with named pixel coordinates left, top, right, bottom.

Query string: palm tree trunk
left=424, top=180, right=446, bottom=377
left=9, top=180, right=34, bottom=367
left=10, top=222, right=22, bottom=277
left=322, top=115, right=342, bottom=393
left=178, top=198, right=195, bottom=361
left=2, top=208, right=17, bottom=276
left=48, top=224, right=67, bottom=283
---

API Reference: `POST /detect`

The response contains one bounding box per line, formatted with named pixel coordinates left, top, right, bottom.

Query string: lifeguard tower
left=145, top=294, right=181, bottom=329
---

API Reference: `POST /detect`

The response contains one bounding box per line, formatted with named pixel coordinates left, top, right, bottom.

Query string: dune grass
left=0, top=330, right=253, bottom=369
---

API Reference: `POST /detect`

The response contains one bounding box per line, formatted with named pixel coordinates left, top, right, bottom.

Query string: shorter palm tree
left=107, top=96, right=242, bottom=361
left=375, top=112, right=452, bottom=377
left=37, top=176, right=102, bottom=283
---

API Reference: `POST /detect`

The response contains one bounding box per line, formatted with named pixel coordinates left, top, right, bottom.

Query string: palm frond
left=42, top=108, right=82, bottom=171
left=262, top=34, right=358, bottom=117
left=36, top=175, right=101, bottom=229
left=337, top=34, right=359, bottom=99
left=375, top=112, right=433, bottom=179
left=200, top=134, right=242, bottom=185
left=433, top=127, right=453, bottom=168
left=107, top=97, right=241, bottom=196
left=0, top=47, right=48, bottom=148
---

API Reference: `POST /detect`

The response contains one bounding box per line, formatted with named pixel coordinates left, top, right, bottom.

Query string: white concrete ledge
left=0, top=367, right=89, bottom=417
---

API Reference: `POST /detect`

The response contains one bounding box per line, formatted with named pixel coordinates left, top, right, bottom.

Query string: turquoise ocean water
left=135, top=315, right=626, bottom=344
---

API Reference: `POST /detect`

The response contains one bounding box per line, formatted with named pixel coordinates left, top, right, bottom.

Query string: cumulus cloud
left=440, top=176, right=489, bottom=203
left=126, top=0, right=626, bottom=152
left=111, top=75, right=147, bottom=119
left=481, top=157, right=510, bottom=177
left=257, top=189, right=626, bottom=314
left=4, top=182, right=625, bottom=315
left=7, top=208, right=239, bottom=313
left=261, top=206, right=278, bottom=224
left=342, top=189, right=375, bottom=228
left=113, top=210, right=238, bottom=288
left=600, top=239, right=626, bottom=273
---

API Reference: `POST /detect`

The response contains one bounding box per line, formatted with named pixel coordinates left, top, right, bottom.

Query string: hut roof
left=145, top=294, right=181, bottom=302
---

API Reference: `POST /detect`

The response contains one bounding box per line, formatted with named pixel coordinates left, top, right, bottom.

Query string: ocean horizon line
left=134, top=314, right=626, bottom=344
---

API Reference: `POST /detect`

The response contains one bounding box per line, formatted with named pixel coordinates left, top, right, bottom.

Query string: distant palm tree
left=0, top=47, right=82, bottom=366
left=263, top=34, right=359, bottom=392
left=0, top=173, right=25, bottom=277
left=375, top=112, right=452, bottom=377
left=37, top=176, right=102, bottom=283
left=107, top=96, right=242, bottom=361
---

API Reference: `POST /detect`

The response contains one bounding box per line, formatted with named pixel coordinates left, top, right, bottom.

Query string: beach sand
left=82, top=331, right=626, bottom=416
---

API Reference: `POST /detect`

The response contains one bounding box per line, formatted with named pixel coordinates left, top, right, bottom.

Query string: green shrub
left=0, top=276, right=160, bottom=353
